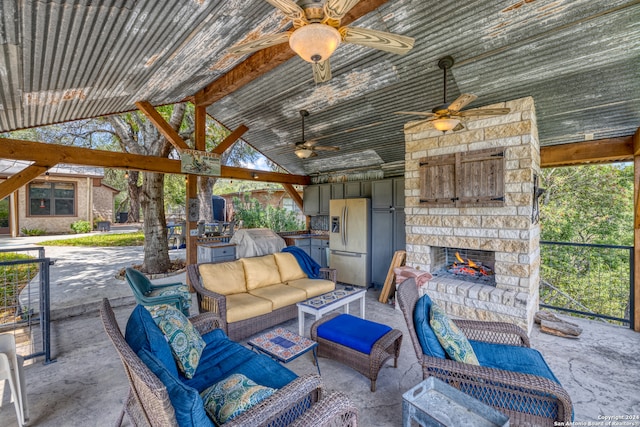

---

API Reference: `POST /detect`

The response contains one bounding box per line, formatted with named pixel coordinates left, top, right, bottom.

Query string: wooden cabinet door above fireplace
left=420, top=148, right=505, bottom=207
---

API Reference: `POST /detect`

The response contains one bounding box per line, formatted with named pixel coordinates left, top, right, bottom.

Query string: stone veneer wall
left=403, top=96, right=540, bottom=333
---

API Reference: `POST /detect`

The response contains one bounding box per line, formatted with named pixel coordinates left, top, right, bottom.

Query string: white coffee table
left=296, top=287, right=366, bottom=336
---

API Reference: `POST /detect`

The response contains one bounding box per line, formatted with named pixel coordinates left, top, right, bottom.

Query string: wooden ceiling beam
left=0, top=137, right=310, bottom=185
left=0, top=164, right=50, bottom=199
left=540, top=136, right=634, bottom=168
left=212, top=125, right=248, bottom=155
left=192, top=0, right=392, bottom=107
left=135, top=100, right=190, bottom=151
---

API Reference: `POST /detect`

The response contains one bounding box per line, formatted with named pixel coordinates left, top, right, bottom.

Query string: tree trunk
left=127, top=170, right=141, bottom=223
left=141, top=172, right=171, bottom=273
left=198, top=176, right=216, bottom=222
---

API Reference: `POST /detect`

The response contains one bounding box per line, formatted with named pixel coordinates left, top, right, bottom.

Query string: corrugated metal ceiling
left=1, top=0, right=638, bottom=176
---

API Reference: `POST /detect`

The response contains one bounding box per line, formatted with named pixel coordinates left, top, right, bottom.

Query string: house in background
left=0, top=160, right=120, bottom=236
left=219, top=187, right=304, bottom=223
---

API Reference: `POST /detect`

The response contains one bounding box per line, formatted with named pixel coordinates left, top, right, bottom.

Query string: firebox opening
left=431, top=246, right=496, bottom=286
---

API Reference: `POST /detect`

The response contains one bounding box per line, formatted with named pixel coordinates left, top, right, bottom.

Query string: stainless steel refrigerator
left=329, top=198, right=370, bottom=287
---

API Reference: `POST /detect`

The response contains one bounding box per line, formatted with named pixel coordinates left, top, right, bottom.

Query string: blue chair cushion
left=413, top=294, right=447, bottom=359
left=138, top=349, right=213, bottom=427
left=182, top=328, right=297, bottom=393
left=470, top=340, right=561, bottom=384
left=316, top=314, right=392, bottom=354
left=125, top=305, right=179, bottom=377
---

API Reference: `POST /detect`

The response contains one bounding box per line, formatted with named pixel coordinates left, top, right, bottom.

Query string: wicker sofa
left=187, top=252, right=336, bottom=341
left=100, top=298, right=358, bottom=427
left=396, top=279, right=573, bottom=426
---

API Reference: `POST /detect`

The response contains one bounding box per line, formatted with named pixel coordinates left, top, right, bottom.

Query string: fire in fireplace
left=431, top=246, right=496, bottom=286
left=448, top=252, right=494, bottom=278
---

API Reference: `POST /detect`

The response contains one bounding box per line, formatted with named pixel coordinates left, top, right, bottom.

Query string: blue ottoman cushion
left=316, top=314, right=392, bottom=354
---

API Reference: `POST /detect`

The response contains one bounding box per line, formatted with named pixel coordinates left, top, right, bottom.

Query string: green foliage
left=70, top=220, right=92, bottom=234
left=540, top=164, right=633, bottom=245
left=38, top=231, right=145, bottom=247
left=0, top=253, right=39, bottom=320
left=232, top=194, right=304, bottom=232
left=540, top=163, right=633, bottom=324
left=20, top=227, right=46, bottom=236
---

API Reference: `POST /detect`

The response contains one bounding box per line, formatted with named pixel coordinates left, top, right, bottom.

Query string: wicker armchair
left=396, top=279, right=573, bottom=426
left=100, top=298, right=357, bottom=426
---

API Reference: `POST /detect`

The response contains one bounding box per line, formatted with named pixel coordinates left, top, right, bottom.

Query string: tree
left=106, top=104, right=190, bottom=273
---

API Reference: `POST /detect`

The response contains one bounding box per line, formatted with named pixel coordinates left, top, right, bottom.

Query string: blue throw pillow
left=430, top=303, right=479, bottom=365
left=138, top=349, right=213, bottom=427
left=146, top=304, right=206, bottom=379
left=125, top=305, right=179, bottom=377
left=413, top=294, right=447, bottom=358
left=201, top=373, right=275, bottom=425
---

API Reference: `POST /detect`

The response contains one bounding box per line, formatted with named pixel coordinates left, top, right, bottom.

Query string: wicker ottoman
left=311, top=312, right=403, bottom=392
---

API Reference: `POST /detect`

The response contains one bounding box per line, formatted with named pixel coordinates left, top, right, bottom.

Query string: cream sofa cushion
left=287, top=278, right=335, bottom=298
left=273, top=252, right=307, bottom=282
left=249, top=284, right=308, bottom=310
left=199, top=261, right=246, bottom=295
left=241, top=255, right=282, bottom=291
left=225, top=293, right=272, bottom=323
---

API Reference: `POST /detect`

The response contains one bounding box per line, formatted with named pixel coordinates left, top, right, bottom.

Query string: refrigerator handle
left=344, top=205, right=349, bottom=246
left=341, top=207, right=346, bottom=247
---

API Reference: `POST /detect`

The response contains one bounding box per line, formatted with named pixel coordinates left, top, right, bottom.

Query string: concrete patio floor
left=1, top=236, right=639, bottom=426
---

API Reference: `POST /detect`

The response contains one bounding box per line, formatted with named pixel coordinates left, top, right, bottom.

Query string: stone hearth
left=403, top=97, right=540, bottom=333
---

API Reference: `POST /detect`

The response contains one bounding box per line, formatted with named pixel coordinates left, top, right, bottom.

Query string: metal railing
left=0, top=247, right=54, bottom=363
left=540, top=241, right=633, bottom=327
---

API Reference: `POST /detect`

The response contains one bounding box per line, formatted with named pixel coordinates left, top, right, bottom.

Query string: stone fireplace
left=403, top=96, right=540, bottom=333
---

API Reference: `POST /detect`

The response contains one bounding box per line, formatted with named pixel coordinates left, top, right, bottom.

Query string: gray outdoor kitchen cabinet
left=371, top=178, right=406, bottom=288
left=303, top=183, right=331, bottom=215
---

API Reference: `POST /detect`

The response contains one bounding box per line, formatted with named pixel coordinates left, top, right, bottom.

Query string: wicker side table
left=311, top=312, right=403, bottom=392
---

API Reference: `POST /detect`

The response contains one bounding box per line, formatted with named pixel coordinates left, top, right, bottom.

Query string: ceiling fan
left=228, top=0, right=415, bottom=83
left=396, top=56, right=511, bottom=132
left=294, top=110, right=339, bottom=159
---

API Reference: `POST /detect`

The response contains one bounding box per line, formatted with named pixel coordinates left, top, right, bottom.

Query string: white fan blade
left=395, top=111, right=436, bottom=118
left=448, top=93, right=477, bottom=112
left=323, top=0, right=360, bottom=20
left=228, top=32, right=290, bottom=55
left=457, top=108, right=511, bottom=117
left=341, top=27, right=415, bottom=55
left=312, top=60, right=332, bottom=83
left=264, top=0, right=308, bottom=25
left=313, top=145, right=340, bottom=151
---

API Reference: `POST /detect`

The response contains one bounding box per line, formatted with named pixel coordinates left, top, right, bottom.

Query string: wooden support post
left=187, top=106, right=207, bottom=283
left=634, top=128, right=640, bottom=332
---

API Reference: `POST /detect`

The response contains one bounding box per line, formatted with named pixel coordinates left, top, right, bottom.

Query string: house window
left=282, top=197, right=300, bottom=213
left=29, top=182, right=76, bottom=216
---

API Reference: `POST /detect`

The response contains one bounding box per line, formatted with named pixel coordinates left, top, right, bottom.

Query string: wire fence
left=0, top=246, right=54, bottom=363
left=539, top=241, right=633, bottom=327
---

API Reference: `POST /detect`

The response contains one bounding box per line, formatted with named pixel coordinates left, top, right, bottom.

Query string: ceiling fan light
left=295, top=148, right=314, bottom=159
left=289, top=24, right=341, bottom=63
left=433, top=117, right=460, bottom=132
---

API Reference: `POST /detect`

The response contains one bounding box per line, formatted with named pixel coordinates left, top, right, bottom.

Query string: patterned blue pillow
left=146, top=304, right=205, bottom=379
left=429, top=303, right=479, bottom=365
left=201, top=373, right=275, bottom=425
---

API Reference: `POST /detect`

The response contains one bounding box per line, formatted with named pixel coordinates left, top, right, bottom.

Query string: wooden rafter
left=0, top=137, right=310, bottom=185
left=0, top=164, right=50, bottom=200
left=191, top=0, right=392, bottom=107
left=135, top=100, right=190, bottom=151
left=540, top=137, right=633, bottom=168
left=212, top=125, right=248, bottom=155
left=282, top=183, right=303, bottom=211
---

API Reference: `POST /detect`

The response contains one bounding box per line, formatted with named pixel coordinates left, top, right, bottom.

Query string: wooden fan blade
left=312, top=59, right=332, bottom=83
left=457, top=108, right=511, bottom=117
left=228, top=32, right=290, bottom=55
left=264, top=0, right=308, bottom=25
left=395, top=111, right=436, bottom=117
left=323, top=0, right=360, bottom=20
left=404, top=119, right=433, bottom=131
left=313, top=145, right=340, bottom=151
left=448, top=93, right=477, bottom=112
left=341, top=27, right=415, bottom=55
left=451, top=122, right=465, bottom=132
